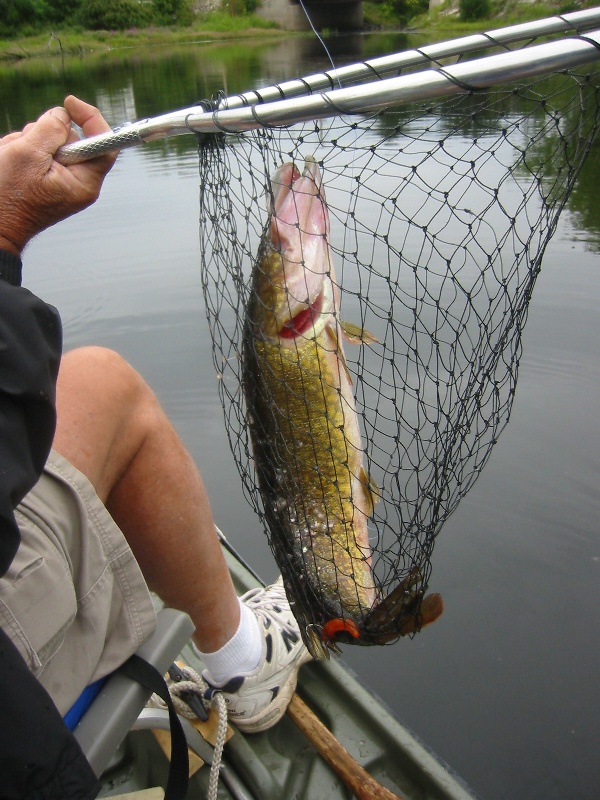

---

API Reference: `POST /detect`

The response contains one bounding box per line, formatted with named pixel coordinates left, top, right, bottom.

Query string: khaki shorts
left=0, top=450, right=156, bottom=715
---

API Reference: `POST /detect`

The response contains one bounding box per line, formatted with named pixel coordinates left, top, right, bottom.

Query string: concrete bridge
left=256, top=0, right=364, bottom=32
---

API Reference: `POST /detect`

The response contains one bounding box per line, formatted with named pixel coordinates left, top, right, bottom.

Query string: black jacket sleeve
left=0, top=249, right=100, bottom=799
left=0, top=250, right=61, bottom=575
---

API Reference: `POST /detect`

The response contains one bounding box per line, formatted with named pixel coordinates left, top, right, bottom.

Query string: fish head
left=250, top=157, right=336, bottom=343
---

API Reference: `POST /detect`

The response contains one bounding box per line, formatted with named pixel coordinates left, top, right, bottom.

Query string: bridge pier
left=255, top=0, right=364, bottom=32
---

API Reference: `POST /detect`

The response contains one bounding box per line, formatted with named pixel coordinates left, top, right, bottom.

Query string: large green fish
left=243, top=158, right=442, bottom=658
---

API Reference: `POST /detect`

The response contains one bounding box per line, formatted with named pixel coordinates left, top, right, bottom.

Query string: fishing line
left=298, top=0, right=343, bottom=90
left=297, top=0, right=345, bottom=149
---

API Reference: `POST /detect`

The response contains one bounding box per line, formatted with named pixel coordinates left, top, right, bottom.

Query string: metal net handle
left=57, top=28, right=600, bottom=165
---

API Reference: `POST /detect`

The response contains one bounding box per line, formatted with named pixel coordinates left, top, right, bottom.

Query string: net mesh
left=198, top=59, right=600, bottom=657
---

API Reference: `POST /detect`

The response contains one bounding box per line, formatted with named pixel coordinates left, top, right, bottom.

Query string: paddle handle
left=287, top=693, right=405, bottom=800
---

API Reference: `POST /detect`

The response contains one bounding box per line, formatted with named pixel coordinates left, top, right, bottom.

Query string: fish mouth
left=278, top=289, right=324, bottom=339
left=270, top=157, right=323, bottom=233
left=251, top=157, right=334, bottom=343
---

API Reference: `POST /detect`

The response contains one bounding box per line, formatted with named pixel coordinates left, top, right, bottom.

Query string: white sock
left=194, top=597, right=262, bottom=685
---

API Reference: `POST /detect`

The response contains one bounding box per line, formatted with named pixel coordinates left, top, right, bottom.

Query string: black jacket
left=0, top=250, right=99, bottom=799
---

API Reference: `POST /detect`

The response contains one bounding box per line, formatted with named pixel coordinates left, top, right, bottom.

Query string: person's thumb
left=23, top=106, right=72, bottom=156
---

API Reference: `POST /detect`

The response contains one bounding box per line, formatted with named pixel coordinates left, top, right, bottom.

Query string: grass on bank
left=364, top=0, right=600, bottom=32
left=0, top=11, right=283, bottom=60
left=397, top=0, right=600, bottom=33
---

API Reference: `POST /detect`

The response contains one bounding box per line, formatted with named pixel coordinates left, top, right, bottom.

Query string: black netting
left=198, top=63, right=600, bottom=658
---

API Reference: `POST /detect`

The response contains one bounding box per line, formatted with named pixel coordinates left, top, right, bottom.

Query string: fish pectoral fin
left=326, top=324, right=354, bottom=385
left=304, top=624, right=331, bottom=660
left=339, top=320, right=379, bottom=345
left=359, top=467, right=380, bottom=515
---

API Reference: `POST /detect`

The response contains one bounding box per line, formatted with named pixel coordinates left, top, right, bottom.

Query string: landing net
left=198, top=40, right=600, bottom=654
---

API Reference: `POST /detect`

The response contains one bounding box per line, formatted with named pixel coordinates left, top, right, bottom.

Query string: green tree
left=152, top=0, right=194, bottom=26
left=0, top=0, right=48, bottom=34
left=368, top=0, right=429, bottom=26
left=45, top=0, right=83, bottom=24
left=77, top=0, right=154, bottom=29
left=459, top=0, right=491, bottom=22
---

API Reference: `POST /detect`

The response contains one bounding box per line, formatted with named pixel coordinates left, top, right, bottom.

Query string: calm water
left=3, top=32, right=600, bottom=800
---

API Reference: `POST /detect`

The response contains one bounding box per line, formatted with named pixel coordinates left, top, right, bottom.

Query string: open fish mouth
left=270, top=156, right=323, bottom=226
left=278, top=289, right=325, bottom=339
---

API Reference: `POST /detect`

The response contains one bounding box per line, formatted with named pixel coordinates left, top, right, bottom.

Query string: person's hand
left=0, top=95, right=117, bottom=256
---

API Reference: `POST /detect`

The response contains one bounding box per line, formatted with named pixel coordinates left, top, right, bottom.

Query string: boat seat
left=73, top=607, right=195, bottom=777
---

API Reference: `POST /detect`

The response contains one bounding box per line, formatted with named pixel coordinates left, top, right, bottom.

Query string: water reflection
left=0, top=33, right=410, bottom=132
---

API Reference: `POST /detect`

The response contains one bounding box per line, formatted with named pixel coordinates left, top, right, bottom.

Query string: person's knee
left=60, top=346, right=152, bottom=409
left=55, top=346, right=163, bottom=499
left=61, top=345, right=126, bottom=376
left=62, top=345, right=133, bottom=381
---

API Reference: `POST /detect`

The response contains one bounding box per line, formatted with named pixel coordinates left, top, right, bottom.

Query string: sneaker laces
left=240, top=581, right=298, bottom=636
left=148, top=663, right=228, bottom=800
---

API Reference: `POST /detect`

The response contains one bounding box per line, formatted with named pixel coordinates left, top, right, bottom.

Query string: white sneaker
left=203, top=579, right=312, bottom=733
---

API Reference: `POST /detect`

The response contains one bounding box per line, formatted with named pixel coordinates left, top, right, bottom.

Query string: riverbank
left=0, top=1, right=593, bottom=61
left=0, top=14, right=286, bottom=61
left=403, top=0, right=597, bottom=35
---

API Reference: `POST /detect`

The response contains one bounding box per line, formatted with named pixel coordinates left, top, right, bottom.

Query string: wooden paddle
left=287, top=693, right=405, bottom=800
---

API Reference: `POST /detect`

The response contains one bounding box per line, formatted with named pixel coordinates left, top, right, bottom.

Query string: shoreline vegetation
left=0, top=13, right=286, bottom=61
left=0, top=2, right=596, bottom=61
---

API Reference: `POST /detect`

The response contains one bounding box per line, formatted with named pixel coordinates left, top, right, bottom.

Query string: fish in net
left=197, top=60, right=600, bottom=659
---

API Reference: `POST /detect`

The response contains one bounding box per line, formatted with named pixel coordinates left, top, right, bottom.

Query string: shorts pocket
left=0, top=515, right=77, bottom=676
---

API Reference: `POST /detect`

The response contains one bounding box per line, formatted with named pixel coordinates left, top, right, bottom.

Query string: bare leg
left=52, top=346, right=239, bottom=653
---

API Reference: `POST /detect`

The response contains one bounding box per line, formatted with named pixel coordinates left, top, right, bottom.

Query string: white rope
left=206, top=692, right=228, bottom=800
left=148, top=663, right=229, bottom=800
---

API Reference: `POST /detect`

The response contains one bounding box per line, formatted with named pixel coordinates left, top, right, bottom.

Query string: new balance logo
left=281, top=629, right=299, bottom=653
